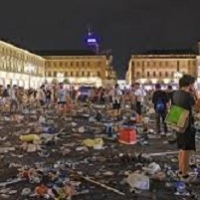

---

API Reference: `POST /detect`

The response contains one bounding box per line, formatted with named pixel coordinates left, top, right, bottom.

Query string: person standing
left=38, top=85, right=46, bottom=107
left=57, top=83, right=68, bottom=117
left=10, top=85, right=18, bottom=112
left=134, top=83, right=146, bottom=122
left=152, top=83, right=169, bottom=136
left=172, top=75, right=196, bottom=180
left=111, top=84, right=123, bottom=119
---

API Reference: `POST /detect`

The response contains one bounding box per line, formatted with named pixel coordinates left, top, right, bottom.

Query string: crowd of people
left=0, top=74, right=198, bottom=181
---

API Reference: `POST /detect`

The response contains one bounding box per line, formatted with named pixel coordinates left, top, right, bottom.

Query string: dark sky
left=1, top=0, right=200, bottom=78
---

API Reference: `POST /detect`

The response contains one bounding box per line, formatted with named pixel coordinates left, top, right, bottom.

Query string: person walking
left=152, top=83, right=169, bottom=136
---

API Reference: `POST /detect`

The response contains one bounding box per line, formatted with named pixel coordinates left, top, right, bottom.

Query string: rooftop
left=141, top=49, right=197, bottom=55
left=33, top=49, right=96, bottom=56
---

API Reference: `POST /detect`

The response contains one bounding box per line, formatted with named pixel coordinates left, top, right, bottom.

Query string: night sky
left=1, top=0, right=200, bottom=78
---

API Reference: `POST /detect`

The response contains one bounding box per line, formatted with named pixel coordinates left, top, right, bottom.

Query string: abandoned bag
left=165, top=105, right=189, bottom=133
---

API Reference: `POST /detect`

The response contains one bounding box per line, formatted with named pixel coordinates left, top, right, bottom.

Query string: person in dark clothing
left=167, top=85, right=174, bottom=105
left=152, top=83, right=169, bottom=136
left=172, top=74, right=196, bottom=180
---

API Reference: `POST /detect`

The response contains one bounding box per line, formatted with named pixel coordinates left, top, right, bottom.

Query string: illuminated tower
left=85, top=26, right=99, bottom=54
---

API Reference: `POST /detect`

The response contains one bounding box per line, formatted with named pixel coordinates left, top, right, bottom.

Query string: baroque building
left=34, top=50, right=116, bottom=88
left=0, top=40, right=45, bottom=88
left=126, top=50, right=197, bottom=88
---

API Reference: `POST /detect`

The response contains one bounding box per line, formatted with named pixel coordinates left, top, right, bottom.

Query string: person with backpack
left=172, top=75, right=196, bottom=180
left=152, top=83, right=169, bottom=136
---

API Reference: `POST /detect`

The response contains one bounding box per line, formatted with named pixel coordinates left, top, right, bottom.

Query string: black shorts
left=113, top=102, right=121, bottom=110
left=135, top=101, right=142, bottom=115
left=58, top=102, right=66, bottom=105
left=176, top=126, right=196, bottom=151
left=40, top=100, right=45, bottom=106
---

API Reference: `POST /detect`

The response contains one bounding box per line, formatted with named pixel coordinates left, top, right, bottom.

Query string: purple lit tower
left=85, top=27, right=99, bottom=54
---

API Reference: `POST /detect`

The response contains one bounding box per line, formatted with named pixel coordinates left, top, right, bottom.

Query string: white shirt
left=112, top=88, right=122, bottom=103
left=135, top=88, right=146, bottom=102
left=10, top=89, right=17, bottom=100
left=57, top=88, right=67, bottom=102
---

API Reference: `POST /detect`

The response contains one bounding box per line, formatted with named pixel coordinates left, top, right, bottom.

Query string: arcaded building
left=126, top=50, right=197, bottom=88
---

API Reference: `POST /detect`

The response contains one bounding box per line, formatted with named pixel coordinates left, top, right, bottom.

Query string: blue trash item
left=175, top=181, right=189, bottom=196
left=105, top=122, right=114, bottom=137
left=42, top=126, right=54, bottom=134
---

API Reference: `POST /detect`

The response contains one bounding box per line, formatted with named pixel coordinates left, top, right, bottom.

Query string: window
left=70, top=71, right=73, bottom=76
left=171, top=71, right=174, bottom=76
left=65, top=62, right=68, bottom=67
left=97, top=71, right=101, bottom=77
left=87, top=62, right=90, bottom=66
left=136, top=71, right=140, bottom=77
left=132, top=61, right=135, bottom=67
left=147, top=71, right=150, bottom=77
left=82, top=62, right=85, bottom=66
left=76, top=62, right=79, bottom=67
left=60, top=62, right=63, bottom=67
left=165, top=72, right=168, bottom=77
left=48, top=72, right=51, bottom=77
left=54, top=62, right=56, bottom=67
left=64, top=72, right=68, bottom=77
left=76, top=71, right=79, bottom=77
left=159, top=72, right=162, bottom=77
left=81, top=71, right=85, bottom=76
left=53, top=71, right=57, bottom=77
left=87, top=71, right=90, bottom=77
left=70, top=62, right=73, bottom=67
left=153, top=71, right=156, bottom=77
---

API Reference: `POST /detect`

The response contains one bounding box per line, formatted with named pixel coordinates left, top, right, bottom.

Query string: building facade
left=0, top=40, right=45, bottom=89
left=40, top=50, right=115, bottom=88
left=0, top=41, right=117, bottom=89
left=127, top=52, right=197, bottom=88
